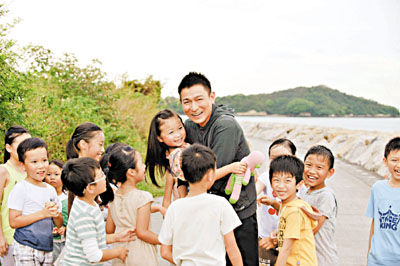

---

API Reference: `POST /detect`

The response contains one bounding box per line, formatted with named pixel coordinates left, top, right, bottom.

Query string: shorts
left=0, top=244, right=14, bottom=266
left=13, top=241, right=53, bottom=265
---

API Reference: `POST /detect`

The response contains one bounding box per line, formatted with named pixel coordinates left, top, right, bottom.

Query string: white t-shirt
left=258, top=173, right=280, bottom=238
left=159, top=193, right=241, bottom=266
left=8, top=180, right=61, bottom=215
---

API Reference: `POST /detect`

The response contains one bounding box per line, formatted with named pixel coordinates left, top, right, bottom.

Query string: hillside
left=161, top=85, right=399, bottom=117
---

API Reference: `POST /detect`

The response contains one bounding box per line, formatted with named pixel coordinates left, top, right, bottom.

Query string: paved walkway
left=151, top=137, right=381, bottom=265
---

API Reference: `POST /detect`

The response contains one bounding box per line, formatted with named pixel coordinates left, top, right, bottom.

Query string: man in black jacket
left=178, top=72, right=258, bottom=266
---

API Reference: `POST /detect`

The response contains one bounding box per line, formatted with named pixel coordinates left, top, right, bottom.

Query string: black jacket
left=185, top=104, right=257, bottom=219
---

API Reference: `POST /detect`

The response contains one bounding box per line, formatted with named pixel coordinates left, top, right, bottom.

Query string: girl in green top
left=0, top=126, right=31, bottom=265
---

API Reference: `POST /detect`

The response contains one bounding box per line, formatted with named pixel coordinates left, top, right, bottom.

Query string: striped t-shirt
left=63, top=198, right=106, bottom=265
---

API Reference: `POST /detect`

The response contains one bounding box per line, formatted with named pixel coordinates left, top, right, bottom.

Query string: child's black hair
left=61, top=157, right=100, bottom=197
left=269, top=155, right=304, bottom=184
left=304, top=145, right=334, bottom=169
left=4, top=125, right=30, bottom=163
left=98, top=143, right=128, bottom=206
left=269, top=138, right=296, bottom=156
left=66, top=122, right=103, bottom=160
left=178, top=72, right=212, bottom=96
left=100, top=146, right=138, bottom=205
left=49, top=159, right=64, bottom=169
left=49, top=160, right=66, bottom=192
left=181, top=144, right=216, bottom=184
left=107, top=146, right=137, bottom=185
left=17, top=138, right=48, bottom=163
left=100, top=143, right=128, bottom=176
left=384, top=137, right=400, bottom=159
left=145, top=109, right=184, bottom=187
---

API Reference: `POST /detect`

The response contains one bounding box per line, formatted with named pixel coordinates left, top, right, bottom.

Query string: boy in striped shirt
left=61, top=157, right=135, bottom=265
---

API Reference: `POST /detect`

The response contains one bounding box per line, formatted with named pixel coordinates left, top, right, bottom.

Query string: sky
left=4, top=0, right=400, bottom=109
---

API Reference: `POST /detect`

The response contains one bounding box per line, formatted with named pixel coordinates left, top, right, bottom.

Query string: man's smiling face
left=180, top=84, right=215, bottom=127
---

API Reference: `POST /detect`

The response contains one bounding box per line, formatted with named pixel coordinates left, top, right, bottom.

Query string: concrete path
left=151, top=137, right=381, bottom=265
left=249, top=137, right=378, bottom=266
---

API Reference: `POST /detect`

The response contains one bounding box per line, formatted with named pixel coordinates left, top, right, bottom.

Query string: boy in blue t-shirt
left=366, top=137, right=400, bottom=265
left=8, top=138, right=63, bottom=265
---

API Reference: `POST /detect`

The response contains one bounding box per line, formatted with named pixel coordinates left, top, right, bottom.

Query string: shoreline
left=240, top=121, right=399, bottom=178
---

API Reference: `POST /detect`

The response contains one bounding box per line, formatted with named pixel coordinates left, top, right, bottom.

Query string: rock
left=240, top=121, right=399, bottom=178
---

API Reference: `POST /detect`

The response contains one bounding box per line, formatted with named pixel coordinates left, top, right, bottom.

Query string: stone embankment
left=240, top=121, right=400, bottom=177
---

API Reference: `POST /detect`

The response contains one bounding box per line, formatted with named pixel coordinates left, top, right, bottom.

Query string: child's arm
left=106, top=229, right=136, bottom=244
left=313, top=215, right=327, bottom=234
left=160, top=244, right=174, bottom=264
left=136, top=202, right=160, bottom=245
left=151, top=204, right=166, bottom=217
left=258, top=195, right=281, bottom=211
left=105, top=212, right=116, bottom=234
left=368, top=219, right=374, bottom=254
left=224, top=231, right=243, bottom=266
left=215, top=162, right=247, bottom=180
left=53, top=211, right=63, bottom=228
left=9, top=203, right=57, bottom=229
left=100, top=247, right=129, bottom=262
left=82, top=238, right=129, bottom=263
left=0, top=167, right=9, bottom=257
left=275, top=238, right=295, bottom=266
left=255, top=179, right=266, bottom=195
left=162, top=171, right=174, bottom=209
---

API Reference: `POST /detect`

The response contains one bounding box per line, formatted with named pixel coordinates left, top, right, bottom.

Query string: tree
left=0, top=4, right=27, bottom=130
left=286, top=98, right=315, bottom=115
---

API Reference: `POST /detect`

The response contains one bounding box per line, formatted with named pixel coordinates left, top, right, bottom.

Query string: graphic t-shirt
left=299, top=186, right=338, bottom=266
left=278, top=199, right=318, bottom=266
left=366, top=180, right=400, bottom=266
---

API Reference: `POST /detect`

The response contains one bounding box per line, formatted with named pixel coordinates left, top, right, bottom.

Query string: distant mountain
left=161, top=85, right=399, bottom=117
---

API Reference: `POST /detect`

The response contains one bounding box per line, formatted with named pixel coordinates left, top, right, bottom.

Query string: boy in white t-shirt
left=159, top=144, right=243, bottom=266
left=8, top=137, right=63, bottom=265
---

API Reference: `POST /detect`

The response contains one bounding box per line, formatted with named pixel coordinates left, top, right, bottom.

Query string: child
left=269, top=155, right=317, bottom=266
left=145, top=109, right=246, bottom=208
left=0, top=126, right=30, bottom=266
left=299, top=145, right=338, bottom=266
left=159, top=144, right=243, bottom=265
left=366, top=137, right=400, bottom=265
left=61, top=157, right=135, bottom=265
left=66, top=122, right=105, bottom=214
left=8, top=137, right=63, bottom=265
left=45, top=159, right=68, bottom=263
left=256, top=138, right=296, bottom=266
left=104, top=146, right=160, bottom=265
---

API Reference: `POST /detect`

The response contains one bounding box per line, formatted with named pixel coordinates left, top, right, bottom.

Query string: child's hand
left=115, top=247, right=129, bottom=262
left=257, top=195, right=275, bottom=206
left=48, top=202, right=59, bottom=218
left=259, top=237, right=276, bottom=250
left=53, top=227, right=59, bottom=235
left=230, top=162, right=247, bottom=175
left=58, top=226, right=66, bottom=236
left=0, top=234, right=8, bottom=257
left=43, top=202, right=58, bottom=218
left=116, top=228, right=136, bottom=243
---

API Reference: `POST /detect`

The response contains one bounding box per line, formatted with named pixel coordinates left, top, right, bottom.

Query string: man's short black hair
left=181, top=144, right=216, bottom=184
left=384, top=137, right=400, bottom=158
left=304, top=145, right=334, bottom=169
left=17, top=137, right=48, bottom=163
left=61, top=157, right=100, bottom=197
left=269, top=155, right=304, bottom=184
left=178, top=72, right=212, bottom=96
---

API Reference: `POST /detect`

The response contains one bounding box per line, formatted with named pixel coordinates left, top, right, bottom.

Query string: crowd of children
left=0, top=119, right=397, bottom=266
left=0, top=74, right=398, bottom=265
